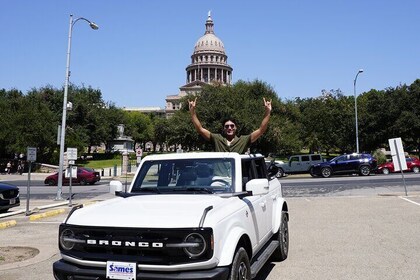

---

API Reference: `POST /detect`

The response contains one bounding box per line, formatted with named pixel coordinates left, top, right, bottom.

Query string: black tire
left=276, top=168, right=284, bottom=178
left=321, top=167, right=332, bottom=178
left=382, top=167, right=390, bottom=175
left=309, top=167, right=317, bottom=177
left=272, top=211, right=289, bottom=261
left=80, top=179, right=87, bottom=185
left=229, top=247, right=251, bottom=280
left=46, top=179, right=56, bottom=186
left=359, top=165, right=370, bottom=176
left=412, top=166, right=419, bottom=173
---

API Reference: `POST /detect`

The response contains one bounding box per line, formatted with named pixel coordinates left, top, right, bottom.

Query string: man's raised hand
left=263, top=97, right=272, bottom=113
left=188, top=97, right=197, bottom=111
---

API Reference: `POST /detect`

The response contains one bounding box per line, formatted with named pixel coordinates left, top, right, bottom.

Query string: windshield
left=131, top=158, right=235, bottom=194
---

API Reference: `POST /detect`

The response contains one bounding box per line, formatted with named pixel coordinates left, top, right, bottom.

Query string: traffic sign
left=136, top=148, right=143, bottom=157
left=67, top=148, right=78, bottom=160
left=27, top=147, right=37, bottom=162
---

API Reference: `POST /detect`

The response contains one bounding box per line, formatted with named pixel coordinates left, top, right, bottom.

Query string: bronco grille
left=58, top=224, right=213, bottom=265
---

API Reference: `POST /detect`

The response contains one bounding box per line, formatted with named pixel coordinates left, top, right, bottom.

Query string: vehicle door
left=288, top=156, right=301, bottom=172
left=348, top=154, right=362, bottom=172
left=300, top=155, right=311, bottom=172
left=332, top=155, right=350, bottom=173
left=310, top=154, right=322, bottom=165
left=254, top=158, right=273, bottom=240
left=406, top=157, right=413, bottom=170
left=241, top=159, right=268, bottom=245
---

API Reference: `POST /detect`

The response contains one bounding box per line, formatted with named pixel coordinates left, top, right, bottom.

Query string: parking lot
left=1, top=194, right=419, bottom=280
left=259, top=195, right=420, bottom=280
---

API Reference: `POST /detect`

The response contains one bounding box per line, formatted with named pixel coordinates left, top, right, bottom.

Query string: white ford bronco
left=53, top=152, right=289, bottom=280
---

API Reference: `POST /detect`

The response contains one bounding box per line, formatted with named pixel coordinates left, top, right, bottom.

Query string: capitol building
left=124, top=12, right=233, bottom=118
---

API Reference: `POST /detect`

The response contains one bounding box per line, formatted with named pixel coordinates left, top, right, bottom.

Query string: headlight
left=183, top=233, right=207, bottom=258
left=60, top=229, right=76, bottom=250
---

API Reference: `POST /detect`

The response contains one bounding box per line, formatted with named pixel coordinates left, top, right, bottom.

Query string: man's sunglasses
left=224, top=124, right=235, bottom=129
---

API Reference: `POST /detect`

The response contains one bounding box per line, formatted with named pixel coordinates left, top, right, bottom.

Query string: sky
left=1, top=1, right=419, bottom=108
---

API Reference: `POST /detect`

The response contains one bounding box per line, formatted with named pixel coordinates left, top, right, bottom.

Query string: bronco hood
left=65, top=194, right=234, bottom=228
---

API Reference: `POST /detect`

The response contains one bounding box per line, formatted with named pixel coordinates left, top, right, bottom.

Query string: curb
left=0, top=220, right=17, bottom=229
left=29, top=209, right=66, bottom=221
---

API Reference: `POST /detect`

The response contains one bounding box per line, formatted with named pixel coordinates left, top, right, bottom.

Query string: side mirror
left=245, top=178, right=269, bottom=196
left=110, top=180, right=123, bottom=195
left=267, top=163, right=279, bottom=178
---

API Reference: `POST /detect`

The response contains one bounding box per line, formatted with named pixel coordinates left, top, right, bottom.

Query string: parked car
left=377, top=156, right=420, bottom=175
left=44, top=167, right=100, bottom=186
left=311, top=153, right=377, bottom=178
left=275, top=154, right=325, bottom=178
left=0, top=182, right=20, bottom=213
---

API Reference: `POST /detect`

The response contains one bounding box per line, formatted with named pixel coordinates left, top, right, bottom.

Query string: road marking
left=29, top=209, right=66, bottom=221
left=0, top=220, right=17, bottom=229
left=399, top=196, right=420, bottom=206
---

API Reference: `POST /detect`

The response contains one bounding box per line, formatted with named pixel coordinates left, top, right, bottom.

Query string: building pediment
left=179, top=80, right=207, bottom=90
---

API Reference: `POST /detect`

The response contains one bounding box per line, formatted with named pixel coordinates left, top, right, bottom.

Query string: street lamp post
left=56, top=15, right=98, bottom=200
left=353, top=69, right=364, bottom=154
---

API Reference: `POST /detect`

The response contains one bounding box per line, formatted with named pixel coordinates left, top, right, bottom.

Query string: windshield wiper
left=133, top=187, right=161, bottom=194
left=173, top=187, right=213, bottom=194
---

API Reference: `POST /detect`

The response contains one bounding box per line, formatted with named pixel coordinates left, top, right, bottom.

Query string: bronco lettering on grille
left=86, top=239, right=164, bottom=248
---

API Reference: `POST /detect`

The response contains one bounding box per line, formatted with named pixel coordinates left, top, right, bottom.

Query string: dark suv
left=311, top=153, right=377, bottom=178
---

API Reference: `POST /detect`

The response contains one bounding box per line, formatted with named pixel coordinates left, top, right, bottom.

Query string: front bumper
left=0, top=197, right=20, bottom=211
left=53, top=259, right=229, bottom=280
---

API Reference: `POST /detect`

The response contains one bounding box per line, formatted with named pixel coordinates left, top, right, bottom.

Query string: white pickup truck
left=53, top=152, right=289, bottom=280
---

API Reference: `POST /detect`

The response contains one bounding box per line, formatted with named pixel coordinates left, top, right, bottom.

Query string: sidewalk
left=0, top=171, right=123, bottom=182
left=0, top=172, right=51, bottom=181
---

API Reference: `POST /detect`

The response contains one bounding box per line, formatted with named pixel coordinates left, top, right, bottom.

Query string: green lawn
left=81, top=159, right=122, bottom=169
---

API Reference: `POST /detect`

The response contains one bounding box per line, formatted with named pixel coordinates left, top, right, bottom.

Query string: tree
left=170, top=80, right=292, bottom=155
left=151, top=117, right=170, bottom=151
left=297, top=89, right=354, bottom=155
left=0, top=88, right=57, bottom=162
left=124, top=111, right=153, bottom=149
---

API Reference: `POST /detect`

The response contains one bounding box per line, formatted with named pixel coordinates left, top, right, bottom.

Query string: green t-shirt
left=210, top=133, right=251, bottom=154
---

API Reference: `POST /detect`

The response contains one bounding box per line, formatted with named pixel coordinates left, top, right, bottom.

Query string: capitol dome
left=166, top=12, right=234, bottom=116
left=194, top=30, right=225, bottom=54
left=185, top=12, right=233, bottom=86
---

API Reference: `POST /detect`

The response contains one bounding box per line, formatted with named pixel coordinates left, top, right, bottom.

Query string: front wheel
left=271, top=211, right=289, bottom=262
left=309, top=167, right=317, bottom=177
left=359, top=165, right=371, bottom=176
left=321, top=167, right=332, bottom=178
left=412, top=166, right=419, bottom=173
left=229, top=247, right=251, bottom=280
